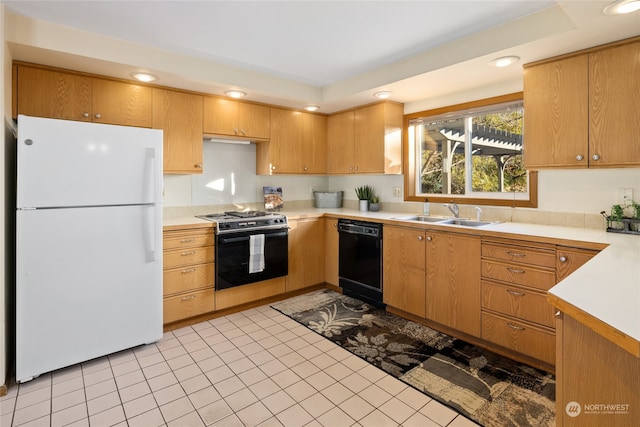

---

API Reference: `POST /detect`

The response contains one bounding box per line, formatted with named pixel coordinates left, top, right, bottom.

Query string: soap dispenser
left=423, top=198, right=430, bottom=216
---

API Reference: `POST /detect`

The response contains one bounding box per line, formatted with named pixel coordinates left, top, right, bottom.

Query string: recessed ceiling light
left=374, top=91, right=393, bottom=99
left=304, top=105, right=319, bottom=112
left=491, top=56, right=520, bottom=68
left=130, top=72, right=156, bottom=82
left=225, top=90, right=246, bottom=99
left=603, top=0, right=640, bottom=14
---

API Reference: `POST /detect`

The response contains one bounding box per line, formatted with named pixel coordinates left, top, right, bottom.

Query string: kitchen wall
left=163, top=141, right=640, bottom=229
left=1, top=3, right=11, bottom=392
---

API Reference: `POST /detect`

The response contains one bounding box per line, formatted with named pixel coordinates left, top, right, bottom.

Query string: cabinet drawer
left=481, top=281, right=555, bottom=328
left=164, top=230, right=214, bottom=250
left=481, top=312, right=555, bottom=365
left=163, top=288, right=215, bottom=324
left=163, top=246, right=214, bottom=269
left=481, top=260, right=555, bottom=291
left=482, top=243, right=555, bottom=268
left=163, top=262, right=214, bottom=296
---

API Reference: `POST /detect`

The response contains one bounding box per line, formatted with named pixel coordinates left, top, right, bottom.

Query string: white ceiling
left=4, top=1, right=640, bottom=113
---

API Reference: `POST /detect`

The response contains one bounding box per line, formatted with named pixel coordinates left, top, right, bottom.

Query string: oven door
left=215, top=228, right=288, bottom=290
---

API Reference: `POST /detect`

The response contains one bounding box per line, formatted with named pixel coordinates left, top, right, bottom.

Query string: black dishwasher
left=338, top=218, right=384, bottom=306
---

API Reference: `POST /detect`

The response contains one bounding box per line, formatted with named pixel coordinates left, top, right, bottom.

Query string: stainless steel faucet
left=444, top=202, right=459, bottom=218
left=475, top=206, right=483, bottom=221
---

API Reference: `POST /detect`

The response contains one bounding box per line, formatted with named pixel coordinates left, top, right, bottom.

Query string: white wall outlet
left=618, top=188, right=633, bottom=207
left=393, top=187, right=402, bottom=197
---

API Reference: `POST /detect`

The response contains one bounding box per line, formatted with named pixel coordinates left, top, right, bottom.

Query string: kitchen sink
left=439, top=219, right=498, bottom=227
left=391, top=215, right=452, bottom=223
left=392, top=215, right=500, bottom=227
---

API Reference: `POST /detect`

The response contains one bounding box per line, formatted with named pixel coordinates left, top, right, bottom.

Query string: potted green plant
left=355, top=185, right=374, bottom=211
left=369, top=195, right=380, bottom=212
left=610, top=204, right=625, bottom=230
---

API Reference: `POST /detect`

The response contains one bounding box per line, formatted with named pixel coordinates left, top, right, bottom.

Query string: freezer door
left=17, top=115, right=162, bottom=208
left=16, top=205, right=162, bottom=382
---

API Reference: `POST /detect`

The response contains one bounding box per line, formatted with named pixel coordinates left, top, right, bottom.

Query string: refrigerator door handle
left=142, top=146, right=160, bottom=263
left=142, top=204, right=158, bottom=262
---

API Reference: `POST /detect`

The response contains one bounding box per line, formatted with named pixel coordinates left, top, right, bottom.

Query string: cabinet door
left=354, top=103, right=385, bottom=173
left=556, top=246, right=598, bottom=282
left=286, top=218, right=325, bottom=291
left=92, top=79, right=152, bottom=127
left=426, top=231, right=481, bottom=337
left=327, top=111, right=355, bottom=174
left=523, top=55, right=589, bottom=169
left=302, top=113, right=327, bottom=174
left=383, top=226, right=426, bottom=317
left=237, top=102, right=270, bottom=139
left=589, top=41, right=640, bottom=167
left=153, top=88, right=204, bottom=174
left=16, top=66, right=92, bottom=121
left=203, top=97, right=237, bottom=136
left=270, top=108, right=302, bottom=173
left=324, top=218, right=339, bottom=286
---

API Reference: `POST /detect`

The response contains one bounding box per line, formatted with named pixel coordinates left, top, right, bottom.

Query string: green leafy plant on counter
left=355, top=185, right=374, bottom=201
left=610, top=204, right=624, bottom=220
left=370, top=195, right=380, bottom=203
left=632, top=201, right=640, bottom=219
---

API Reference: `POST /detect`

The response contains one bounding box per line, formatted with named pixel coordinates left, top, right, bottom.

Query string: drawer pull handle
left=507, top=252, right=526, bottom=257
left=507, top=268, right=525, bottom=274
left=507, top=290, right=525, bottom=296
left=507, top=323, right=526, bottom=331
left=181, top=268, right=196, bottom=274
left=181, top=295, right=197, bottom=301
left=181, top=251, right=196, bottom=256
left=559, top=256, right=567, bottom=263
left=180, top=239, right=196, bottom=243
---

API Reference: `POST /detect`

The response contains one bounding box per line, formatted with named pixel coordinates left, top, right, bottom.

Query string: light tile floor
left=0, top=301, right=479, bottom=427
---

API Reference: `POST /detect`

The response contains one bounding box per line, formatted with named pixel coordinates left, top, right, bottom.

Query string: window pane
left=470, top=108, right=525, bottom=193
left=417, top=118, right=466, bottom=195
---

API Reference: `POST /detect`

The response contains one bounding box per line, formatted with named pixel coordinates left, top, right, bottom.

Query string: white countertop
left=164, top=207, right=640, bottom=343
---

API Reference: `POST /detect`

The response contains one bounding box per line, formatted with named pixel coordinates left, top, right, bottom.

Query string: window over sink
left=403, top=93, right=537, bottom=207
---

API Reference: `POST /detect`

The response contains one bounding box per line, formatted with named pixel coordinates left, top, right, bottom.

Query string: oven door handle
left=219, top=230, right=288, bottom=244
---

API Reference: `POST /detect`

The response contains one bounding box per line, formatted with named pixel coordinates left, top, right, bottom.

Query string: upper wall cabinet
left=152, top=88, right=204, bottom=174
left=14, top=65, right=152, bottom=128
left=256, top=108, right=327, bottom=175
left=327, top=101, right=403, bottom=174
left=524, top=38, right=640, bottom=169
left=203, top=97, right=270, bottom=140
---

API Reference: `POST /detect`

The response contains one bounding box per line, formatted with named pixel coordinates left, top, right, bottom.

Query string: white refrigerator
left=16, top=115, right=164, bottom=383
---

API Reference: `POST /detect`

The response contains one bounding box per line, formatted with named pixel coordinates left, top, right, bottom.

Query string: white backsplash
left=162, top=143, right=640, bottom=230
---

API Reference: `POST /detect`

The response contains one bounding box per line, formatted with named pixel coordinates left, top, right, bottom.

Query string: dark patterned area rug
left=272, top=289, right=555, bottom=427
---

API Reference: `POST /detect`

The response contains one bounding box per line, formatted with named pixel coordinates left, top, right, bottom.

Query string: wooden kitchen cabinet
left=286, top=218, right=325, bottom=292
left=426, top=231, right=481, bottom=337
left=162, top=227, right=215, bottom=325
left=256, top=108, right=326, bottom=174
left=203, top=96, right=270, bottom=140
left=383, top=225, right=426, bottom=317
left=480, top=238, right=556, bottom=365
left=15, top=65, right=92, bottom=121
left=14, top=64, right=152, bottom=127
left=556, top=246, right=598, bottom=282
left=555, top=313, right=640, bottom=426
left=327, top=101, right=403, bottom=174
left=324, top=218, right=339, bottom=286
left=524, top=38, right=640, bottom=169
left=152, top=88, right=204, bottom=174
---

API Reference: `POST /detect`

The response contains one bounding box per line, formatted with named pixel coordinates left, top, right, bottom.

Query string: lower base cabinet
left=555, top=313, right=640, bottom=426
left=162, top=226, right=215, bottom=325
left=286, top=218, right=325, bottom=292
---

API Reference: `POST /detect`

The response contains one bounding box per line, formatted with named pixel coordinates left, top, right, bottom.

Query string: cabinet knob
left=83, top=112, right=89, bottom=118
left=234, top=128, right=239, bottom=134
left=303, top=167, right=308, bottom=171
left=241, top=129, right=246, bottom=135
left=333, top=223, right=337, bottom=228
left=95, top=113, right=102, bottom=119
left=349, top=166, right=353, bottom=171
left=576, top=154, right=584, bottom=161
left=195, top=164, right=202, bottom=168
left=271, top=165, right=277, bottom=171
left=418, top=236, right=423, bottom=241
left=559, top=256, right=567, bottom=263
left=592, top=154, right=600, bottom=161
left=354, top=166, right=359, bottom=171
left=426, top=236, right=432, bottom=241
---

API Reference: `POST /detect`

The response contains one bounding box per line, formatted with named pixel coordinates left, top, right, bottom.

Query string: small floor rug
left=271, top=289, right=555, bottom=427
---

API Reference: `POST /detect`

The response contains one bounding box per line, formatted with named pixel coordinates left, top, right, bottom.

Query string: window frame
left=403, top=92, right=538, bottom=208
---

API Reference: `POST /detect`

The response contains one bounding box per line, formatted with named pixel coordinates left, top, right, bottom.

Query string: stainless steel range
left=196, top=211, right=288, bottom=234
left=196, top=211, right=289, bottom=290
